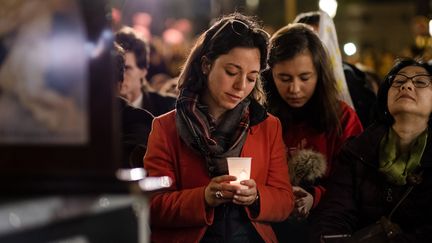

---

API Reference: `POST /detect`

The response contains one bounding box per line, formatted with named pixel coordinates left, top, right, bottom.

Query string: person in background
left=294, top=11, right=377, bottom=128
left=309, top=58, right=432, bottom=243
left=144, top=13, right=294, bottom=243
left=264, top=23, right=363, bottom=242
left=114, top=43, right=153, bottom=168
left=115, top=27, right=176, bottom=116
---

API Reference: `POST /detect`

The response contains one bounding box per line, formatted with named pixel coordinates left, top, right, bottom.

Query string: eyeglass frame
left=209, top=19, right=270, bottom=42
left=389, top=73, right=432, bottom=88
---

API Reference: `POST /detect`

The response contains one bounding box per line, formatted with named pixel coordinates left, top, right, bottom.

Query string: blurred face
left=201, top=47, right=260, bottom=120
left=388, top=65, right=432, bottom=121
left=120, top=52, right=147, bottom=102
left=271, top=51, right=318, bottom=108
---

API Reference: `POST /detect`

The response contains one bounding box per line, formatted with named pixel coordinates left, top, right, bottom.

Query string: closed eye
left=247, top=75, right=258, bottom=83
left=299, top=74, right=313, bottom=81
left=225, top=70, right=238, bottom=76
left=277, top=74, right=292, bottom=82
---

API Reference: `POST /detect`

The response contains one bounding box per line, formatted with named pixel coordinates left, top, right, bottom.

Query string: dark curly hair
left=115, top=28, right=149, bottom=69
left=113, top=43, right=125, bottom=83
left=177, top=13, right=270, bottom=105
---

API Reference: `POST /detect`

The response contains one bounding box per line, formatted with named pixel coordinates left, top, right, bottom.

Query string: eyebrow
left=398, top=70, right=429, bottom=75
left=277, top=71, right=313, bottom=76
left=397, top=73, right=430, bottom=77
left=226, top=63, right=259, bottom=74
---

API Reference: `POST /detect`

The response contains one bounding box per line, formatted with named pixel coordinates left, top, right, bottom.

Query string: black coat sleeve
left=307, top=148, right=360, bottom=242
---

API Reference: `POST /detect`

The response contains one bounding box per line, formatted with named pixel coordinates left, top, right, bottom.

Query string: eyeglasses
left=210, top=19, right=270, bottom=42
left=389, top=73, right=432, bottom=88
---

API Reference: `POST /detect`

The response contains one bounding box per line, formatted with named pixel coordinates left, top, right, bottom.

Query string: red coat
left=283, top=101, right=363, bottom=207
left=144, top=110, right=294, bottom=243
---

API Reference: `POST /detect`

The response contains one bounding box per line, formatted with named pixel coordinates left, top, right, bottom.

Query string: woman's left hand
left=232, top=179, right=258, bottom=206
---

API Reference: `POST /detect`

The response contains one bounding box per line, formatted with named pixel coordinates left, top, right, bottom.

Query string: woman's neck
left=199, top=92, right=225, bottom=125
left=392, top=116, right=428, bottom=153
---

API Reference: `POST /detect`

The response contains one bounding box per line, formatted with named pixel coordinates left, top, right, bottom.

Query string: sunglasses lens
left=210, top=19, right=269, bottom=44
left=231, top=20, right=249, bottom=36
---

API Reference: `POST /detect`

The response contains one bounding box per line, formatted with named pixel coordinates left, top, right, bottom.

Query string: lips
left=286, top=97, right=303, bottom=102
left=397, top=93, right=415, bottom=101
left=226, top=93, right=242, bottom=101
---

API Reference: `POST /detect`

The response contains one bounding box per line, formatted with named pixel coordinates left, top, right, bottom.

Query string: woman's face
left=201, top=47, right=260, bottom=119
left=271, top=50, right=318, bottom=108
left=388, top=65, right=432, bottom=120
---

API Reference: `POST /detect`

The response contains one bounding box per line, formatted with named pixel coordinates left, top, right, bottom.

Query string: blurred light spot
left=246, top=0, right=260, bottom=10
left=319, top=0, right=338, bottom=18
left=344, top=42, right=357, bottom=56
left=139, top=176, right=172, bottom=191
left=111, top=8, right=122, bottom=25
left=116, top=168, right=146, bottom=181
left=98, top=197, right=110, bottom=208
left=9, top=212, right=21, bottom=228
left=133, top=12, right=152, bottom=27
left=173, top=19, right=193, bottom=34
left=429, top=19, right=432, bottom=36
left=162, top=28, right=184, bottom=45
left=86, top=29, right=113, bottom=58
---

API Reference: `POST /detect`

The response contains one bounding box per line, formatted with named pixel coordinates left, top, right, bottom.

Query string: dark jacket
left=119, top=97, right=154, bottom=168
left=140, top=88, right=176, bottom=116
left=343, top=62, right=376, bottom=129
left=309, top=124, right=432, bottom=243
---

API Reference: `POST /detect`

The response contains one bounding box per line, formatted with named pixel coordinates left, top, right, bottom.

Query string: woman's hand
left=293, top=186, right=313, bottom=218
left=232, top=179, right=258, bottom=206
left=204, top=175, right=238, bottom=207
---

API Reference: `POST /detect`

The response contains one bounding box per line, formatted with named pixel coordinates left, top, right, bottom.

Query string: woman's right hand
left=204, top=175, right=238, bottom=207
left=293, top=186, right=314, bottom=218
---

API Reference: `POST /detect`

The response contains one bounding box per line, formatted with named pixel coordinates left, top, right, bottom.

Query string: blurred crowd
left=110, top=7, right=432, bottom=100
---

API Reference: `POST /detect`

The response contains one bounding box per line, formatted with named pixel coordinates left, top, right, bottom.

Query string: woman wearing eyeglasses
left=144, top=13, right=294, bottom=243
left=264, top=24, right=363, bottom=242
left=309, top=58, right=432, bottom=242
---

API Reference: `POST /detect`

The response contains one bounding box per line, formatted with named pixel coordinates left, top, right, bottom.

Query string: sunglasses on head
left=210, top=19, right=270, bottom=42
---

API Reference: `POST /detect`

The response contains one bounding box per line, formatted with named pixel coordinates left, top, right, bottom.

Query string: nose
left=233, top=75, right=247, bottom=90
left=288, top=79, right=301, bottom=94
left=400, top=79, right=414, bottom=91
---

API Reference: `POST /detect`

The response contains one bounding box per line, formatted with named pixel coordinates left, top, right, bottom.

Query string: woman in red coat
left=144, top=13, right=294, bottom=243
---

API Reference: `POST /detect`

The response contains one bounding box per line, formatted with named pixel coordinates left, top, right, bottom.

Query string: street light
left=319, top=0, right=338, bottom=18
left=429, top=19, right=432, bottom=37
left=343, top=42, right=357, bottom=56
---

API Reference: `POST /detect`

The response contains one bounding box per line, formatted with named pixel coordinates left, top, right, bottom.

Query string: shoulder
left=154, top=109, right=176, bottom=124
left=148, top=90, right=177, bottom=103
left=120, top=98, right=154, bottom=125
left=263, top=113, right=280, bottom=125
left=337, top=101, right=364, bottom=136
left=339, top=101, right=356, bottom=115
left=339, top=101, right=361, bottom=123
left=342, top=123, right=386, bottom=158
left=129, top=106, right=153, bottom=119
left=250, top=113, right=282, bottom=135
